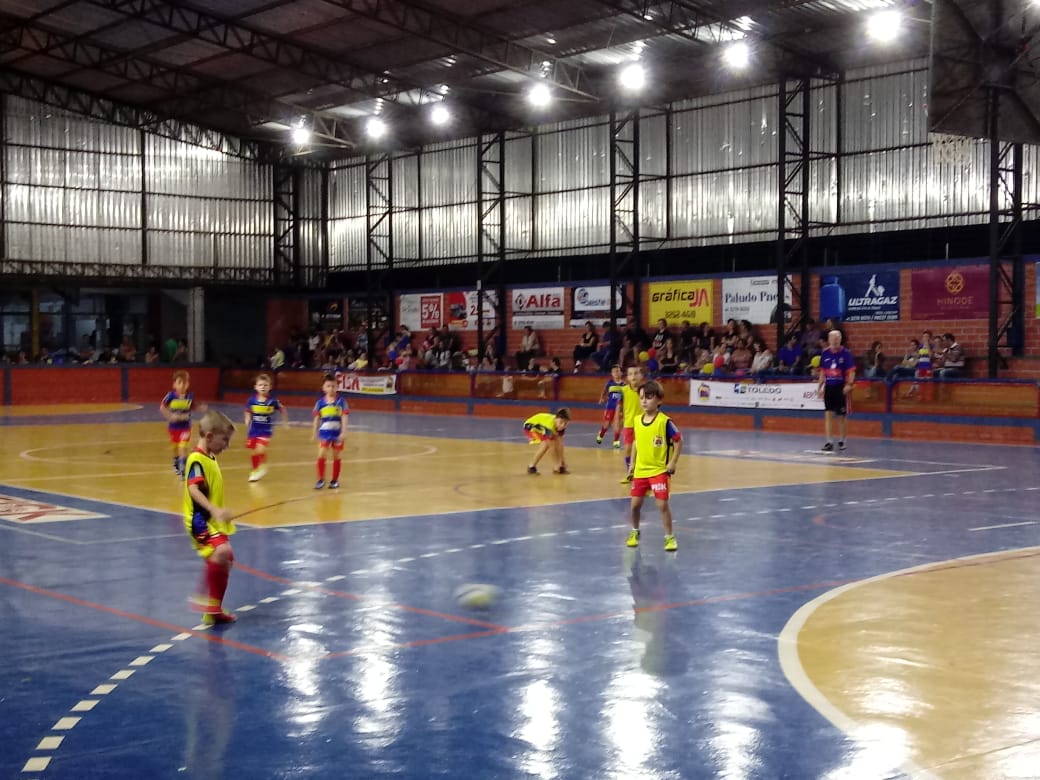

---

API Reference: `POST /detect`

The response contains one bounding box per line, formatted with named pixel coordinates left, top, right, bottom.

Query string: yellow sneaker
left=626, top=529, right=640, bottom=548
left=664, top=535, right=678, bottom=552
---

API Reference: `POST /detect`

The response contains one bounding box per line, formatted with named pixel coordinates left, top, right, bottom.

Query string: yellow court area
left=0, top=418, right=913, bottom=527
left=781, top=549, right=1040, bottom=779
left=0, top=403, right=142, bottom=416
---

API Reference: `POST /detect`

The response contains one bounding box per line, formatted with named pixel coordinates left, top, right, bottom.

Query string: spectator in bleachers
left=657, top=337, right=679, bottom=374
left=936, top=333, right=965, bottom=378
left=799, top=318, right=822, bottom=357
left=886, top=338, right=920, bottom=382
left=710, top=343, right=730, bottom=375
left=863, top=341, right=885, bottom=378
left=173, top=339, right=189, bottom=362
left=16, top=349, right=29, bottom=365
left=515, top=326, right=540, bottom=371
left=729, top=338, right=753, bottom=376
left=651, top=319, right=672, bottom=353
left=269, top=345, right=286, bottom=371
left=776, top=334, right=802, bottom=374
left=145, top=344, right=160, bottom=364
left=750, top=339, right=774, bottom=375
left=591, top=321, right=620, bottom=371
left=678, top=321, right=696, bottom=366
left=481, top=325, right=504, bottom=371
left=572, top=321, right=599, bottom=373
left=118, top=337, right=137, bottom=363
left=696, top=322, right=715, bottom=353
left=538, top=357, right=562, bottom=398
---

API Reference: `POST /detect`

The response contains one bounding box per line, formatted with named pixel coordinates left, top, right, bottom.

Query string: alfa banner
left=647, top=280, right=713, bottom=326
left=335, top=372, right=398, bottom=395
left=689, top=380, right=823, bottom=410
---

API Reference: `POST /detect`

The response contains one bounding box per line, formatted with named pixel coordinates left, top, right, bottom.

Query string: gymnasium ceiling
left=0, top=0, right=935, bottom=157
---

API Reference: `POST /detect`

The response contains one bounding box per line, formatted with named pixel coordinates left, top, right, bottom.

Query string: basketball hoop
left=928, top=132, right=974, bottom=167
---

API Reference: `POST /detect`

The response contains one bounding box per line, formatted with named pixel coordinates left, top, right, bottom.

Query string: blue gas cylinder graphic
left=819, top=276, right=846, bottom=321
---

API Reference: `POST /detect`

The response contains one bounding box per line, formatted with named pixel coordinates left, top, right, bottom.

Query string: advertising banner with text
left=818, top=270, right=900, bottom=322
left=569, top=285, right=627, bottom=327
left=399, top=293, right=444, bottom=331
left=511, top=287, right=566, bottom=328
left=335, top=372, right=398, bottom=395
left=689, top=380, right=823, bottom=410
left=722, top=276, right=791, bottom=324
left=445, top=290, right=498, bottom=331
left=910, top=265, right=988, bottom=320
left=647, top=280, right=714, bottom=326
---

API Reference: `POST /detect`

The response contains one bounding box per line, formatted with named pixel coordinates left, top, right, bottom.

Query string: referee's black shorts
left=823, top=383, right=847, bottom=415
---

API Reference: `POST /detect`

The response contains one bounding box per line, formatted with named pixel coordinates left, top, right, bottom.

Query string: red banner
left=910, top=265, right=988, bottom=320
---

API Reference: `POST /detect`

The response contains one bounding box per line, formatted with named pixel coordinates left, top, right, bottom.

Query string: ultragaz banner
left=817, top=270, right=900, bottom=322
left=647, top=280, right=713, bottom=326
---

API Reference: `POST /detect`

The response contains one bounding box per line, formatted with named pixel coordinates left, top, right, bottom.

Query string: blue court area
left=1, top=407, right=1035, bottom=779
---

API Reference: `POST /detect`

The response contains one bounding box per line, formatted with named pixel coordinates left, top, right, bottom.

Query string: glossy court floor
left=1, top=402, right=1037, bottom=779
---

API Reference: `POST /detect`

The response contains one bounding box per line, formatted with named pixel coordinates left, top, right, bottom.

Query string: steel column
left=365, top=153, right=393, bottom=362
left=273, top=162, right=296, bottom=287
left=776, top=78, right=812, bottom=349
left=476, top=132, right=506, bottom=361
left=609, top=107, right=641, bottom=329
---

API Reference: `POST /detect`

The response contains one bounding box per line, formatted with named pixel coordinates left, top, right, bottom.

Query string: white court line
left=969, top=521, right=1037, bottom=532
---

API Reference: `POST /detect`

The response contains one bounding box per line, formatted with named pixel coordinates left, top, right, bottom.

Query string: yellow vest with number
left=183, top=450, right=234, bottom=543
left=633, top=411, right=675, bottom=478
left=621, top=384, right=643, bottom=428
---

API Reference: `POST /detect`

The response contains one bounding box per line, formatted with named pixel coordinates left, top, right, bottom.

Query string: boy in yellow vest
left=523, top=408, right=571, bottom=475
left=625, top=380, right=683, bottom=552
left=185, top=409, right=238, bottom=624
left=619, top=364, right=646, bottom=483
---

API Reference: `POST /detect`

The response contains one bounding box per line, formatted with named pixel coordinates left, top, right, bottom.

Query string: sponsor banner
left=647, top=280, right=714, bottom=326
left=910, top=265, right=988, bottom=320
left=511, top=286, right=565, bottom=328
left=336, top=372, right=397, bottom=395
left=0, top=494, right=107, bottom=523
left=569, top=285, right=627, bottom=327
left=445, top=290, right=498, bottom=331
left=688, top=380, right=823, bottom=410
left=722, top=276, right=792, bottom=324
left=819, top=271, right=900, bottom=322
left=399, top=293, right=444, bottom=331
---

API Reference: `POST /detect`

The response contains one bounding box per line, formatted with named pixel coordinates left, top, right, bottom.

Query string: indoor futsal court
left=2, top=403, right=1038, bottom=779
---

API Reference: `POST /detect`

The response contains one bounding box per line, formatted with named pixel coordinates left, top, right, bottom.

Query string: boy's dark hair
left=172, top=369, right=189, bottom=383
left=640, top=380, right=665, bottom=400
left=611, top=363, right=622, bottom=370
left=322, top=373, right=336, bottom=385
left=554, top=407, right=572, bottom=421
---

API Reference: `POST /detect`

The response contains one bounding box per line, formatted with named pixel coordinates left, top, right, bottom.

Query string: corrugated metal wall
left=2, top=96, right=274, bottom=274
left=3, top=57, right=1036, bottom=281
left=324, top=59, right=1034, bottom=268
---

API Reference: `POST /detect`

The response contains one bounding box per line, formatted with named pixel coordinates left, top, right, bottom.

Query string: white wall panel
left=329, top=164, right=366, bottom=219
left=393, top=153, right=419, bottom=209
left=422, top=203, right=476, bottom=258
left=421, top=145, right=476, bottom=207
left=533, top=188, right=608, bottom=250
left=536, top=124, right=609, bottom=192
left=329, top=217, right=368, bottom=269
left=505, top=196, right=532, bottom=253
left=670, top=166, right=778, bottom=243
left=672, top=93, right=777, bottom=176
left=393, top=209, right=420, bottom=260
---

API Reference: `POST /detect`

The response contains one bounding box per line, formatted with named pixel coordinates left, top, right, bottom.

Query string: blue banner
left=819, top=270, right=900, bottom=322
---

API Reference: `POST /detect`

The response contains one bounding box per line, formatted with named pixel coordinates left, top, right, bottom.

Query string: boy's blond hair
left=172, top=369, right=190, bottom=383
left=198, top=409, right=236, bottom=436
left=255, top=372, right=272, bottom=384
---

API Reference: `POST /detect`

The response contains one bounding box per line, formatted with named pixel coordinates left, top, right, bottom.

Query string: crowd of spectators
left=1, top=333, right=184, bottom=365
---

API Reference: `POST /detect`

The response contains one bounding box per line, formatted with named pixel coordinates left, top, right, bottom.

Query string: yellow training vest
left=621, top=383, right=643, bottom=428
left=633, top=411, right=676, bottom=478
left=183, top=449, right=235, bottom=546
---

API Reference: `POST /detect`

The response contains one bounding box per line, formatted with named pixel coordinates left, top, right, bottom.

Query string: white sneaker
left=248, top=469, right=260, bottom=482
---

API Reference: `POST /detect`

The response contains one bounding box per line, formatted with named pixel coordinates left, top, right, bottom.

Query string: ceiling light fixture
left=866, top=10, right=902, bottom=43
left=290, top=125, right=310, bottom=145
left=528, top=83, right=552, bottom=108
left=618, top=62, right=645, bottom=92
left=722, top=40, right=750, bottom=69
left=366, top=117, right=387, bottom=139
left=430, top=104, right=451, bottom=126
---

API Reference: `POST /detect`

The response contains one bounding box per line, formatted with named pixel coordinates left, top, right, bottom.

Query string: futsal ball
left=810, top=355, right=821, bottom=368
left=638, top=350, right=650, bottom=363
left=454, top=583, right=500, bottom=610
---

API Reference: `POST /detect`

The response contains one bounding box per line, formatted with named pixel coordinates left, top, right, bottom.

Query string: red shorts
left=622, top=427, right=635, bottom=446
left=245, top=437, right=270, bottom=449
left=631, top=473, right=670, bottom=500
left=318, top=439, right=345, bottom=451
left=197, top=532, right=234, bottom=560
left=602, top=408, right=617, bottom=424
left=525, top=429, right=555, bottom=444
left=168, top=428, right=192, bottom=444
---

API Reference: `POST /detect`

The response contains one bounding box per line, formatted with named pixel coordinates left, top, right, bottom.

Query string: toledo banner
left=910, top=265, right=988, bottom=320
left=647, top=280, right=713, bottom=326
left=689, top=380, right=823, bottom=410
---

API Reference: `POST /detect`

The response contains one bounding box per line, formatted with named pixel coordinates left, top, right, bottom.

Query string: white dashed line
left=259, top=596, right=279, bottom=604
left=397, top=557, right=415, bottom=563
left=128, top=656, right=153, bottom=667
left=36, top=737, right=63, bottom=750
left=172, top=633, right=192, bottom=641
left=326, top=574, right=346, bottom=582
left=236, top=605, right=256, bottom=612
left=281, top=589, right=301, bottom=596
left=149, top=644, right=173, bottom=653
left=969, top=521, right=1037, bottom=532
left=70, top=700, right=98, bottom=712
left=23, top=756, right=51, bottom=772
left=52, top=717, right=80, bottom=730
left=90, top=684, right=116, bottom=696
left=110, top=670, right=135, bottom=680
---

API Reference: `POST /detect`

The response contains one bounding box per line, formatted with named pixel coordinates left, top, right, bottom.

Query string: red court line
left=235, top=562, right=507, bottom=630
left=0, top=574, right=288, bottom=661
left=324, top=627, right=509, bottom=660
